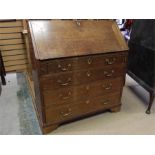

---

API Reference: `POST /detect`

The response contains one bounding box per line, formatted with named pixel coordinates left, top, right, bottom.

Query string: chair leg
left=0, top=82, right=2, bottom=95
left=0, top=50, right=6, bottom=85
left=1, top=60, right=6, bottom=76
left=1, top=74, right=6, bottom=85
left=146, top=92, right=155, bottom=114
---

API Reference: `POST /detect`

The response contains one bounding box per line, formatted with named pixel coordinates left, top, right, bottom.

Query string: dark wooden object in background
left=128, top=20, right=155, bottom=114
left=28, top=20, right=128, bottom=133
left=0, top=50, right=6, bottom=95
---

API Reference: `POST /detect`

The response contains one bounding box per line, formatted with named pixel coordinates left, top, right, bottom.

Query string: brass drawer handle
left=105, top=58, right=116, bottom=65
left=57, top=78, right=71, bottom=86
left=76, top=21, right=81, bottom=26
left=61, top=68, right=67, bottom=71
left=87, top=58, right=92, bottom=65
left=102, top=100, right=110, bottom=105
left=61, top=83, right=69, bottom=86
left=102, top=83, right=112, bottom=90
left=59, top=91, right=72, bottom=100
left=104, top=70, right=114, bottom=77
left=58, top=63, right=72, bottom=71
left=86, top=71, right=91, bottom=77
left=60, top=108, right=72, bottom=117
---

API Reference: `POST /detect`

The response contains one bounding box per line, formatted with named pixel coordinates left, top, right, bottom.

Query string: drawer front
left=45, top=93, right=121, bottom=124
left=43, top=77, right=124, bottom=107
left=40, top=65, right=125, bottom=90
left=39, top=53, right=127, bottom=75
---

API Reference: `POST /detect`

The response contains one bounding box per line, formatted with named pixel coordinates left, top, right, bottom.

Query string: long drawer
left=40, top=65, right=125, bottom=90
left=42, top=77, right=124, bottom=107
left=45, top=93, right=121, bottom=124
left=39, top=52, right=127, bottom=75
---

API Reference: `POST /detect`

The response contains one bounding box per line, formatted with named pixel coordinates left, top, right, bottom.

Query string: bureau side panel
left=28, top=29, right=46, bottom=127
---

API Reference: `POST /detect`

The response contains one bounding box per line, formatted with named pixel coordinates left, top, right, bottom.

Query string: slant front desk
left=28, top=20, right=128, bottom=133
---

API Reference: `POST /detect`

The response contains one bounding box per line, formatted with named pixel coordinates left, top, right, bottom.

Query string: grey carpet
left=0, top=73, right=155, bottom=135
left=0, top=73, right=41, bottom=135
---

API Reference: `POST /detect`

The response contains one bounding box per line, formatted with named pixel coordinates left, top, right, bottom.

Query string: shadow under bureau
left=28, top=20, right=128, bottom=133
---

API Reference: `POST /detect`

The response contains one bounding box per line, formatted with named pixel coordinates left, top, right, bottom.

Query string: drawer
left=40, top=65, right=125, bottom=90
left=39, top=52, right=127, bottom=75
left=79, top=93, right=121, bottom=113
left=43, top=77, right=124, bottom=107
left=45, top=93, right=121, bottom=124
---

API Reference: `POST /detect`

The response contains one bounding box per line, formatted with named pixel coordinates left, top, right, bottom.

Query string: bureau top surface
left=29, top=20, right=128, bottom=60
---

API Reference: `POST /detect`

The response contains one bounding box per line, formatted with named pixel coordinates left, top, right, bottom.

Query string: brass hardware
left=86, top=71, right=91, bottom=77
left=59, top=91, right=72, bottom=100
left=102, top=100, right=109, bottom=105
left=60, top=83, right=69, bottom=86
left=102, top=83, right=112, bottom=90
left=87, top=58, right=92, bottom=65
left=60, top=108, right=71, bottom=117
left=76, top=21, right=81, bottom=26
left=61, top=67, right=67, bottom=71
left=57, top=78, right=71, bottom=86
left=105, top=58, right=116, bottom=65
left=58, top=63, right=72, bottom=71
left=104, top=70, right=114, bottom=77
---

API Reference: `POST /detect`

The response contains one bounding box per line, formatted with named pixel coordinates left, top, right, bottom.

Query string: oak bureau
left=28, top=20, right=128, bottom=133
